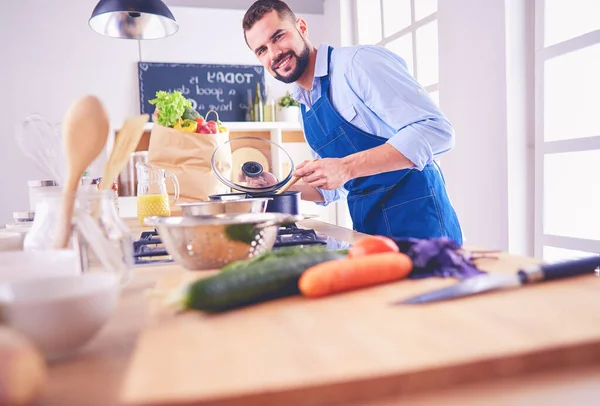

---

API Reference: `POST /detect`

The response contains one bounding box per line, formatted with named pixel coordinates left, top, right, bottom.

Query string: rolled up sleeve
left=387, top=118, right=455, bottom=170
left=347, top=47, right=455, bottom=170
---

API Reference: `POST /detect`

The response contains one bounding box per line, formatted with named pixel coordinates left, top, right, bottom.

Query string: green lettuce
left=149, top=90, right=192, bottom=128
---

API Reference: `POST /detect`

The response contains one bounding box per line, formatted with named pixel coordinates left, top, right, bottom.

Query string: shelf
left=141, top=121, right=302, bottom=132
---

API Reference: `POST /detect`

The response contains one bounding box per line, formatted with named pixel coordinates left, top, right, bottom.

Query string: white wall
left=438, top=0, right=509, bottom=251
left=165, top=0, right=325, bottom=14
left=0, top=0, right=335, bottom=226
left=438, top=0, right=534, bottom=254
left=437, top=0, right=535, bottom=254
left=0, top=0, right=138, bottom=225
left=505, top=0, right=535, bottom=256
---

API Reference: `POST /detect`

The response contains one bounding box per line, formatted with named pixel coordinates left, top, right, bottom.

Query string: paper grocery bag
left=147, top=123, right=232, bottom=214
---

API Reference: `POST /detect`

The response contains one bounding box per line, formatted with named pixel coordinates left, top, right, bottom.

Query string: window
left=535, top=0, right=600, bottom=261
left=355, top=0, right=382, bottom=44
left=354, top=0, right=439, bottom=104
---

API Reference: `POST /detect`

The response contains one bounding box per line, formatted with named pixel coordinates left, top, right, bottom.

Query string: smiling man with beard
left=242, top=0, right=463, bottom=244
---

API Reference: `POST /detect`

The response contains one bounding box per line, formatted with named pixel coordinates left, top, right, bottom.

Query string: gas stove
left=132, top=230, right=171, bottom=265
left=132, top=223, right=348, bottom=266
left=273, top=223, right=328, bottom=248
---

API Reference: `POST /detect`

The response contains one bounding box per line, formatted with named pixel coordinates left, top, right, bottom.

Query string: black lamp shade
left=89, top=0, right=179, bottom=40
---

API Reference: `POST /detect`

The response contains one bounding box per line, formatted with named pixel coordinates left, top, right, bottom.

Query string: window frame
left=353, top=0, right=439, bottom=95
left=534, top=0, right=600, bottom=258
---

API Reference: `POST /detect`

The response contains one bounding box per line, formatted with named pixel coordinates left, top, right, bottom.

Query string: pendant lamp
left=89, top=0, right=179, bottom=40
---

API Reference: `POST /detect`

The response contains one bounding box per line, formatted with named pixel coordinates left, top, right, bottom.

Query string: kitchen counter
left=41, top=220, right=600, bottom=406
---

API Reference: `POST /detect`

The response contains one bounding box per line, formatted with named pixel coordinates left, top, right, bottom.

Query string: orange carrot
left=298, top=252, right=413, bottom=298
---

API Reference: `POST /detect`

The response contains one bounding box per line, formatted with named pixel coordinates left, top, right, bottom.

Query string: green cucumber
left=185, top=249, right=348, bottom=312
left=221, top=246, right=326, bottom=272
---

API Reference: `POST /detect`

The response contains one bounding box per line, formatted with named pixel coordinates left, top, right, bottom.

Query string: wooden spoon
left=276, top=159, right=317, bottom=195
left=98, top=114, right=149, bottom=190
left=275, top=176, right=301, bottom=195
left=53, top=95, right=110, bottom=249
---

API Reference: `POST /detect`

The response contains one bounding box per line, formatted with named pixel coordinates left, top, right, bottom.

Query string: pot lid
left=211, top=136, right=295, bottom=194
left=27, top=180, right=57, bottom=188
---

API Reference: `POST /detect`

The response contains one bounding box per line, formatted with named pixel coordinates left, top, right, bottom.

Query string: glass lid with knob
left=211, top=136, right=296, bottom=194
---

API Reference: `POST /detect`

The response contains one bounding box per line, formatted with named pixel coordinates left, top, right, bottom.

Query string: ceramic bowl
left=0, top=273, right=120, bottom=360
left=0, top=231, right=24, bottom=251
left=0, top=249, right=79, bottom=284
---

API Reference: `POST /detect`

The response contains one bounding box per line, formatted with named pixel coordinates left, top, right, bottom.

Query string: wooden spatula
left=53, top=95, right=110, bottom=249
left=98, top=114, right=149, bottom=190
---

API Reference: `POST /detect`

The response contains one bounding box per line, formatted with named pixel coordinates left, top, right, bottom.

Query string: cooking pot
left=210, top=137, right=302, bottom=215
left=208, top=191, right=300, bottom=215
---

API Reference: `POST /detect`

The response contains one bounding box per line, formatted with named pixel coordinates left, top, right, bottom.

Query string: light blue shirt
left=292, top=43, right=455, bottom=206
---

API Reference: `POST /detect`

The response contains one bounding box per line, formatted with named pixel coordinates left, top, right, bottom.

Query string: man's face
left=245, top=11, right=310, bottom=84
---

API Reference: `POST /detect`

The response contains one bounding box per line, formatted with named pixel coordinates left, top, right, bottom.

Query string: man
left=242, top=0, right=463, bottom=244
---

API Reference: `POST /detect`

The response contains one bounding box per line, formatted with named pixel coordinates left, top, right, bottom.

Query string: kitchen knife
left=393, top=255, right=600, bottom=305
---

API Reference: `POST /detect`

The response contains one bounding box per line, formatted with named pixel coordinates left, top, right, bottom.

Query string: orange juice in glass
left=135, top=162, right=179, bottom=226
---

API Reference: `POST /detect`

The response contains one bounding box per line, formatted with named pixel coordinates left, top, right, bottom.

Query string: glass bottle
left=253, top=82, right=264, bottom=122
left=92, top=177, right=120, bottom=215
left=75, top=190, right=134, bottom=285
left=263, top=86, right=276, bottom=122
left=246, top=88, right=254, bottom=122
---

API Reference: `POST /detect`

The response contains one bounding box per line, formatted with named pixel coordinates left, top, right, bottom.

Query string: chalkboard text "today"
left=189, top=72, right=255, bottom=85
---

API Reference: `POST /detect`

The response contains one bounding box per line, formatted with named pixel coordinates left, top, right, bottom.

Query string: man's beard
left=271, top=38, right=310, bottom=84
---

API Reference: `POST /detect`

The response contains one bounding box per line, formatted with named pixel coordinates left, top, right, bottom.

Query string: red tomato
left=195, top=117, right=206, bottom=127
left=197, top=124, right=211, bottom=134
left=206, top=121, right=218, bottom=134
left=349, top=236, right=399, bottom=258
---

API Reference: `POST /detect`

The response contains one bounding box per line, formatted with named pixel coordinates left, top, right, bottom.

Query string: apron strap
left=319, top=46, right=335, bottom=95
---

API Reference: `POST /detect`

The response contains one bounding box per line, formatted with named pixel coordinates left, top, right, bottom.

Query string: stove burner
left=133, top=230, right=173, bottom=265
left=274, top=224, right=327, bottom=248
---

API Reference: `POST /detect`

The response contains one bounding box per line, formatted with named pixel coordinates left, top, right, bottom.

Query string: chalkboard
left=138, top=62, right=266, bottom=122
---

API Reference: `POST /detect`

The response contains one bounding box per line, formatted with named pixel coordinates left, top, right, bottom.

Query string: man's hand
left=292, top=144, right=415, bottom=192
left=293, top=158, right=351, bottom=190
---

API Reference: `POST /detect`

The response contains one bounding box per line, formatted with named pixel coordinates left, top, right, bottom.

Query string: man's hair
left=242, top=0, right=297, bottom=34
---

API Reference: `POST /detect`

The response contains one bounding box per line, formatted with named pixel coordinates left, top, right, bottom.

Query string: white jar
left=28, top=180, right=59, bottom=212
left=278, top=106, right=300, bottom=122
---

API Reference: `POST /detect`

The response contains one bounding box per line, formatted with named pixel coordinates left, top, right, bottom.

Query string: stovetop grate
left=275, top=224, right=328, bottom=248
left=132, top=223, right=327, bottom=265
left=133, top=230, right=172, bottom=265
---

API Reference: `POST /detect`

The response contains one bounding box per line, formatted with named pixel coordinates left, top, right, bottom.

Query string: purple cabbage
left=391, top=237, right=487, bottom=280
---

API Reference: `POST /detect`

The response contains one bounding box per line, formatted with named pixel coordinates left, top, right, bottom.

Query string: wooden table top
left=39, top=219, right=600, bottom=406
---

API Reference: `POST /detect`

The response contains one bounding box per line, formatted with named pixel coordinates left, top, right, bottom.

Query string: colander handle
left=255, top=214, right=304, bottom=229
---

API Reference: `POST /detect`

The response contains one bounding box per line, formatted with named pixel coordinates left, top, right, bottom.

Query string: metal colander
left=144, top=213, right=302, bottom=270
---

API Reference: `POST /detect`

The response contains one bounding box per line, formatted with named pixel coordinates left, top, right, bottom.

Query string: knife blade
left=393, top=254, right=600, bottom=305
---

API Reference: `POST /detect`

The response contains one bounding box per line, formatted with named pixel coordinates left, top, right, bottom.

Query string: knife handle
left=518, top=255, right=600, bottom=284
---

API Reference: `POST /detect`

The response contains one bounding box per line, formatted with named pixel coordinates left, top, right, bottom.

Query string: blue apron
left=301, top=47, right=463, bottom=245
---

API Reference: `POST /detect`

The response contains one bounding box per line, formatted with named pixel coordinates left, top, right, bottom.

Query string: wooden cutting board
left=121, top=253, right=600, bottom=406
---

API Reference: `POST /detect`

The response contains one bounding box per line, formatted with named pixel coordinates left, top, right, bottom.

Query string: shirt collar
left=313, top=43, right=330, bottom=78
left=292, top=43, right=330, bottom=103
